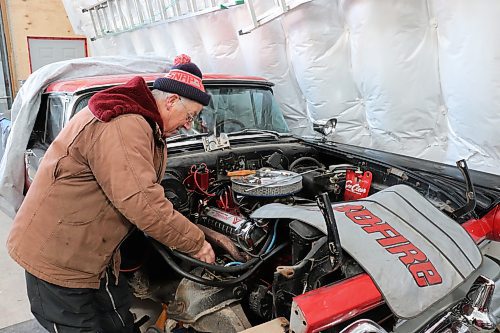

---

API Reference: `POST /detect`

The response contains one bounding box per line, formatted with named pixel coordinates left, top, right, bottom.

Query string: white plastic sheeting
left=61, top=0, right=500, bottom=177
left=0, top=56, right=169, bottom=218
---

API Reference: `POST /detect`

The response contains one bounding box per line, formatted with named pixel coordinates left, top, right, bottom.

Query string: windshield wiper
left=166, top=133, right=209, bottom=143
left=226, top=128, right=290, bottom=138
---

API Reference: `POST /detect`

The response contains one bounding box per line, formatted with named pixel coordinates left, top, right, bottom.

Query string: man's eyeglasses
left=178, top=98, right=195, bottom=123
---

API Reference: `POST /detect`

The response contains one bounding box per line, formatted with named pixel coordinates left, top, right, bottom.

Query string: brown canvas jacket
left=7, top=78, right=204, bottom=289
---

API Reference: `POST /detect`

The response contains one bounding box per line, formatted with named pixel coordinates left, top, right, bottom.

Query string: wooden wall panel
left=5, top=0, right=87, bottom=92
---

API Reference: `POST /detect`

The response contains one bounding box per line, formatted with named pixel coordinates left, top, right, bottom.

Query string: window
left=68, top=85, right=290, bottom=136
left=194, top=87, right=289, bottom=134
left=74, top=95, right=92, bottom=115
left=44, top=95, right=66, bottom=143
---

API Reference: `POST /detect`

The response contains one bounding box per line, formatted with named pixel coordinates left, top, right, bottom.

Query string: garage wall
left=4, top=0, right=87, bottom=92
left=61, top=0, right=500, bottom=176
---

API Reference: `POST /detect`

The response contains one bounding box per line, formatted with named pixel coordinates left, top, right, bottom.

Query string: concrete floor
left=0, top=210, right=38, bottom=331
left=0, top=320, right=46, bottom=333
left=0, top=209, right=160, bottom=332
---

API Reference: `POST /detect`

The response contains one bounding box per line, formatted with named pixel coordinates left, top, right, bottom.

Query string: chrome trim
left=423, top=312, right=452, bottom=333
left=339, top=319, right=387, bottom=333
left=167, top=133, right=279, bottom=148
left=313, top=117, right=337, bottom=136
left=421, top=275, right=498, bottom=333
left=460, top=275, right=497, bottom=332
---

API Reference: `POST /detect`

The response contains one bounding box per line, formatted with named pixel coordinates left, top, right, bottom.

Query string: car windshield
left=73, top=85, right=289, bottom=136
left=193, top=86, right=289, bottom=134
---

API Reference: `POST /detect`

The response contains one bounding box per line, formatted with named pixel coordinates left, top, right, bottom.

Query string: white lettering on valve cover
left=345, top=180, right=367, bottom=194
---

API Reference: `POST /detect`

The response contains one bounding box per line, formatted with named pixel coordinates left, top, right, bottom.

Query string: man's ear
left=166, top=94, right=180, bottom=109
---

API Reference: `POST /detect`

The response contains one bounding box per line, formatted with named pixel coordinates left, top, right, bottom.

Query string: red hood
left=88, top=76, right=163, bottom=132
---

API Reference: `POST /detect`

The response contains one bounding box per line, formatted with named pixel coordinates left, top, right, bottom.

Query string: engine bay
left=120, top=140, right=470, bottom=332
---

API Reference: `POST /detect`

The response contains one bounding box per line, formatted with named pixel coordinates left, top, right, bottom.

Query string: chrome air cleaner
left=231, top=168, right=303, bottom=197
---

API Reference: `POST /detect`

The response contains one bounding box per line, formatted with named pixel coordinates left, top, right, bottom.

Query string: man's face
left=159, top=94, right=203, bottom=137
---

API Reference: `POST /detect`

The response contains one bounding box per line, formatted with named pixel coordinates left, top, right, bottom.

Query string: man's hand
left=191, top=240, right=215, bottom=263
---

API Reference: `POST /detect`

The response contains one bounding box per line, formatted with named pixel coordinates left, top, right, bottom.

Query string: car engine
left=120, top=143, right=474, bottom=333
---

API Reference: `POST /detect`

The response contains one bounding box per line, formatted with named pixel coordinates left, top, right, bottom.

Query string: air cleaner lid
left=231, top=168, right=303, bottom=197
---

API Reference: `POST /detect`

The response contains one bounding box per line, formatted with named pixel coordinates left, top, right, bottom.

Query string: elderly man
left=7, top=55, right=215, bottom=333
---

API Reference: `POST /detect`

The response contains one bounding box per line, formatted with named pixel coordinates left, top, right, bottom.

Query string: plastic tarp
left=62, top=0, right=500, bottom=177
left=0, top=56, right=169, bottom=218
left=0, top=115, right=10, bottom=161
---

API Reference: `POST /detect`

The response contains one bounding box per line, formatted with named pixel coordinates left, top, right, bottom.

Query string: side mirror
left=313, top=118, right=337, bottom=136
left=339, top=319, right=388, bottom=333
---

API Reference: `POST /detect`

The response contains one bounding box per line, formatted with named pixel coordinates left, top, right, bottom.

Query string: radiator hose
left=151, top=239, right=287, bottom=287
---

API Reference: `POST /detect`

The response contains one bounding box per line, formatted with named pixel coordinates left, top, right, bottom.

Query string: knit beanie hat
left=153, top=54, right=211, bottom=106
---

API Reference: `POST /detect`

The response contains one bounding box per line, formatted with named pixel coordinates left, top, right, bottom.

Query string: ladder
left=239, top=0, right=312, bottom=35
left=82, top=0, right=313, bottom=40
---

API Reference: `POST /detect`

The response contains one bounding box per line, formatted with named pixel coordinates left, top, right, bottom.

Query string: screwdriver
left=226, top=170, right=256, bottom=177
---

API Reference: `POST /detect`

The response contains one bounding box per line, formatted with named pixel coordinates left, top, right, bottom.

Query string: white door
left=28, top=37, right=87, bottom=72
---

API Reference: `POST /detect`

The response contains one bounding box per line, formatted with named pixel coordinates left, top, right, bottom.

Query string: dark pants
left=25, top=270, right=135, bottom=333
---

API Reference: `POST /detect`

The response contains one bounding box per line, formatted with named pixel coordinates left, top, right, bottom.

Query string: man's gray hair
left=151, top=89, right=173, bottom=101
left=151, top=89, right=200, bottom=107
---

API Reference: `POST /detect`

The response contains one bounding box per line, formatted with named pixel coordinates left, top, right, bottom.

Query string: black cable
left=167, top=229, right=275, bottom=273
left=207, top=180, right=232, bottom=195
left=271, top=271, right=279, bottom=318
left=169, top=248, right=257, bottom=273
left=151, top=240, right=288, bottom=287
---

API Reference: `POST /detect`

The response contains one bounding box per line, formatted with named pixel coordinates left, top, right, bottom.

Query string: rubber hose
left=167, top=227, right=274, bottom=273
left=152, top=241, right=287, bottom=287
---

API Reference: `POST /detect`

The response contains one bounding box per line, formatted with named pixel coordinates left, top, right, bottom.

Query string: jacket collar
left=88, top=76, right=164, bottom=133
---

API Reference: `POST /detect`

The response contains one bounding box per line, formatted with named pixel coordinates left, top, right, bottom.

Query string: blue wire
left=265, top=221, right=278, bottom=254
left=224, top=261, right=243, bottom=267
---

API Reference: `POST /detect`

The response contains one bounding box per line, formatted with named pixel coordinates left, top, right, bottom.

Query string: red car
left=23, top=72, right=500, bottom=333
